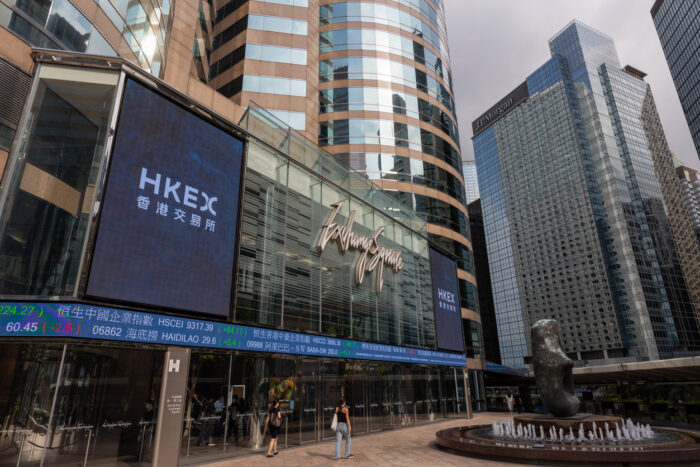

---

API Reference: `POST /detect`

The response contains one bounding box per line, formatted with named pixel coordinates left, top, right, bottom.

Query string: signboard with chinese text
left=0, top=301, right=466, bottom=367
left=430, top=248, right=465, bottom=352
left=86, top=79, right=244, bottom=317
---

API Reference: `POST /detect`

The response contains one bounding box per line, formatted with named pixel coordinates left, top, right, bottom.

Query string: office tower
left=0, top=1, right=482, bottom=464
left=173, top=0, right=482, bottom=376
left=651, top=0, right=700, bottom=160
left=197, top=0, right=319, bottom=135
left=472, top=20, right=700, bottom=369
left=674, top=159, right=700, bottom=243
left=463, top=160, right=480, bottom=203
left=468, top=199, right=500, bottom=364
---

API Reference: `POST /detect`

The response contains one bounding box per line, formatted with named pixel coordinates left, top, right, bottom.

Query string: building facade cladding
left=472, top=20, right=700, bottom=368
left=316, top=0, right=479, bottom=324
left=651, top=0, right=700, bottom=160
left=0, top=56, right=469, bottom=466
left=0, top=0, right=173, bottom=155
left=198, top=0, right=320, bottom=136
left=188, top=0, right=477, bottom=316
left=463, top=160, right=479, bottom=204
left=0, top=0, right=172, bottom=75
left=675, top=162, right=700, bottom=242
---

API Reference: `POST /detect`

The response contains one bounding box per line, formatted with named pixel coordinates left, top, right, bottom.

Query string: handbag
left=271, top=412, right=282, bottom=428
left=330, top=413, right=338, bottom=432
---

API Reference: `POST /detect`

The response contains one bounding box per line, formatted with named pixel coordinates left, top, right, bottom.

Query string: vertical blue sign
left=430, top=248, right=464, bottom=352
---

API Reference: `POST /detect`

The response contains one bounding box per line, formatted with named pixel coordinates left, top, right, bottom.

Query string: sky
left=444, top=0, right=700, bottom=170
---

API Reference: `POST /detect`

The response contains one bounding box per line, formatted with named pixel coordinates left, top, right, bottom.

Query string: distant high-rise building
left=651, top=0, right=700, bottom=160
left=463, top=160, right=480, bottom=203
left=674, top=159, right=700, bottom=243
left=472, top=20, right=700, bottom=368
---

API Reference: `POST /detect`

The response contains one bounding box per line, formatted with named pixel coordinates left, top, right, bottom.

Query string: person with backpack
left=264, top=399, right=282, bottom=457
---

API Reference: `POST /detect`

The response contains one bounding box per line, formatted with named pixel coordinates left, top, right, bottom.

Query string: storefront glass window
left=234, top=143, right=288, bottom=327
left=48, top=345, right=164, bottom=465
left=0, top=343, right=64, bottom=467
left=0, top=65, right=119, bottom=297
left=319, top=185, right=352, bottom=337
left=282, top=164, right=322, bottom=332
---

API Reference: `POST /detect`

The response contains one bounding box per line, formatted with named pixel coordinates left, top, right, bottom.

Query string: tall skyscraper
left=674, top=159, right=700, bottom=243
left=472, top=20, right=700, bottom=369
left=463, top=160, right=480, bottom=203
left=190, top=0, right=480, bottom=363
left=651, top=0, right=700, bottom=160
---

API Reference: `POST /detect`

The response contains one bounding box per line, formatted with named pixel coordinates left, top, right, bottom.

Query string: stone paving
left=202, top=412, right=533, bottom=467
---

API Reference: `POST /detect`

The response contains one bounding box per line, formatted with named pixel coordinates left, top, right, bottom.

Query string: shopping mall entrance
left=0, top=342, right=466, bottom=466
left=178, top=351, right=465, bottom=466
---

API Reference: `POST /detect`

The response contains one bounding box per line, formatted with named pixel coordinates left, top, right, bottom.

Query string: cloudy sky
left=444, top=0, right=700, bottom=170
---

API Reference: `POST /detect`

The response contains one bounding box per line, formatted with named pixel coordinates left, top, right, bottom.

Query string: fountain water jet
left=436, top=320, right=700, bottom=463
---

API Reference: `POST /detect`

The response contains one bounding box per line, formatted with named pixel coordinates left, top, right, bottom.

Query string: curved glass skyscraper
left=316, top=0, right=480, bottom=361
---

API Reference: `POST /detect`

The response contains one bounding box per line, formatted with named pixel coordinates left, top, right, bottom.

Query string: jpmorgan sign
left=472, top=81, right=529, bottom=136
left=317, top=201, right=404, bottom=294
left=473, top=98, right=513, bottom=132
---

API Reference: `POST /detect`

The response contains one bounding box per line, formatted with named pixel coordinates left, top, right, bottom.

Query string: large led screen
left=86, top=79, right=244, bottom=317
left=430, top=248, right=464, bottom=352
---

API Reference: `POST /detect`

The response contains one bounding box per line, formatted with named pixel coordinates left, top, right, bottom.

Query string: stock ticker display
left=0, top=302, right=466, bottom=366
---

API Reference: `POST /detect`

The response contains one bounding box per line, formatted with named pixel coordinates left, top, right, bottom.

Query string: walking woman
left=264, top=399, right=282, bottom=457
left=335, top=398, right=353, bottom=460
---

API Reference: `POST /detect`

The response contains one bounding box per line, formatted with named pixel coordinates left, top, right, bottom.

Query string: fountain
left=435, top=319, right=700, bottom=464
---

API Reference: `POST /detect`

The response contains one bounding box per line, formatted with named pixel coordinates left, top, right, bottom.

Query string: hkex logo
left=139, top=168, right=218, bottom=216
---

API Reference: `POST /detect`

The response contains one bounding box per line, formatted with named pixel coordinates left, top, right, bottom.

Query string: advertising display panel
left=430, top=248, right=464, bottom=352
left=0, top=302, right=466, bottom=366
left=86, top=79, right=244, bottom=317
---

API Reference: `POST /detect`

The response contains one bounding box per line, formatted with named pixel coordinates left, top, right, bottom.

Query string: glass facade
left=248, top=14, right=308, bottom=35
left=0, top=341, right=465, bottom=466
left=652, top=0, right=700, bottom=159
left=317, top=2, right=481, bottom=395
left=0, top=58, right=471, bottom=462
left=319, top=56, right=455, bottom=116
left=320, top=87, right=458, bottom=141
left=472, top=20, right=700, bottom=368
left=462, top=160, right=479, bottom=204
left=0, top=0, right=172, bottom=77
left=0, top=0, right=115, bottom=55
left=320, top=2, right=450, bottom=63
left=319, top=28, right=452, bottom=86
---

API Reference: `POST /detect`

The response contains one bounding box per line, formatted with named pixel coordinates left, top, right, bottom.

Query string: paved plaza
left=203, top=412, right=529, bottom=467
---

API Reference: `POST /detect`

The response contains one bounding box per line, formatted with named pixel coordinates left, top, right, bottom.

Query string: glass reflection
left=320, top=2, right=449, bottom=62
left=0, top=65, right=119, bottom=296
left=2, top=0, right=115, bottom=54
left=0, top=343, right=64, bottom=467
left=49, top=346, right=164, bottom=466
left=319, top=57, right=455, bottom=116
left=0, top=343, right=467, bottom=465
